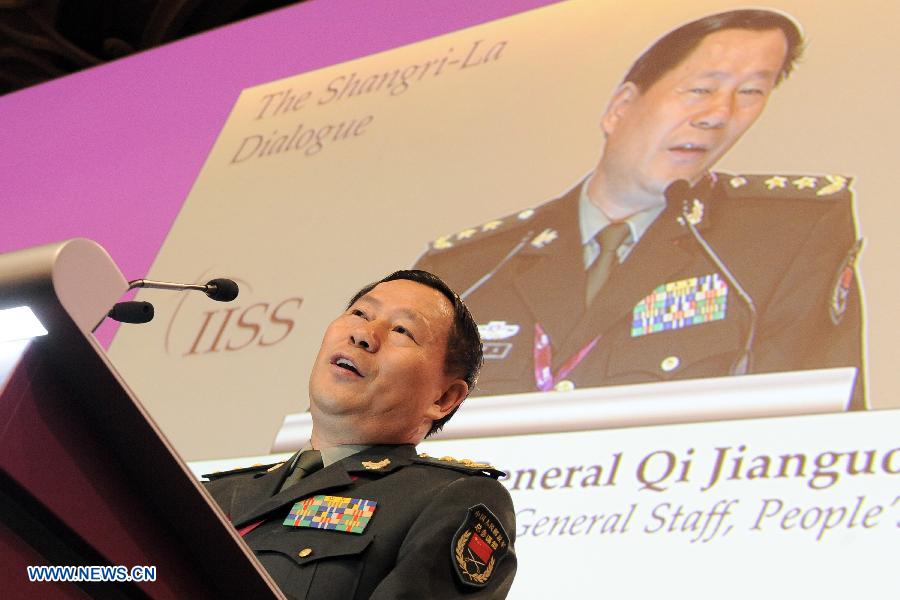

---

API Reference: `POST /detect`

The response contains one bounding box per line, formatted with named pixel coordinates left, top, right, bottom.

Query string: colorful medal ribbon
left=533, top=323, right=600, bottom=391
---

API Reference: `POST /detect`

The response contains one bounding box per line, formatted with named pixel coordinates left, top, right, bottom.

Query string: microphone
left=126, top=277, right=240, bottom=302
left=204, top=278, right=240, bottom=302
left=664, top=179, right=692, bottom=208
left=107, top=301, right=154, bottom=324
left=664, top=180, right=758, bottom=375
left=99, top=277, right=239, bottom=330
left=460, top=231, right=534, bottom=300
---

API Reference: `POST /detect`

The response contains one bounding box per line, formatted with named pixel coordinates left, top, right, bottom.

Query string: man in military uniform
left=205, top=270, right=516, bottom=598
left=414, top=9, right=864, bottom=408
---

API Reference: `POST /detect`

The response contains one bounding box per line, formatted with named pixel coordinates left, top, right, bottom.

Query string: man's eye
left=689, top=88, right=712, bottom=95
left=350, top=308, right=366, bottom=318
left=393, top=325, right=415, bottom=340
left=738, top=88, right=766, bottom=96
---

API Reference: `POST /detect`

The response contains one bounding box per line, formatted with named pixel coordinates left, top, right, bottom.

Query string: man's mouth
left=332, top=356, right=363, bottom=377
left=669, top=142, right=708, bottom=154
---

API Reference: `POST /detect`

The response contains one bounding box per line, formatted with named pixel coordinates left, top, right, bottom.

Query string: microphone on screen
left=665, top=180, right=757, bottom=375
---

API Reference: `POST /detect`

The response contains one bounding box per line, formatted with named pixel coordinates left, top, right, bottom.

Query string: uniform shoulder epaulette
left=414, top=453, right=506, bottom=479
left=202, top=461, right=283, bottom=481
left=717, top=173, right=853, bottom=200
left=425, top=203, right=549, bottom=253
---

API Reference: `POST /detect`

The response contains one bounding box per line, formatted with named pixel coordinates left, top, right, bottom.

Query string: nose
left=350, top=323, right=379, bottom=352
left=690, top=94, right=733, bottom=130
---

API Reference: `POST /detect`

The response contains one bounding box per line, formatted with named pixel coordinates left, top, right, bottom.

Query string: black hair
left=623, top=9, right=804, bottom=92
left=347, top=269, right=483, bottom=437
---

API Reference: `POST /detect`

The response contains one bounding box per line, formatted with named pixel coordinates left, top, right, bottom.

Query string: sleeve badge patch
left=451, top=504, right=510, bottom=587
left=829, top=238, right=863, bottom=325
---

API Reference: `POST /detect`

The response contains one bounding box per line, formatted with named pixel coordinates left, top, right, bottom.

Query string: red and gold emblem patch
left=451, top=504, right=510, bottom=587
left=829, top=239, right=863, bottom=325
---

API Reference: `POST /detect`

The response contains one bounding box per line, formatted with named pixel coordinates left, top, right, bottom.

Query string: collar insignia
left=677, top=198, right=705, bottom=226
left=529, top=228, right=558, bottom=249
left=361, top=458, right=391, bottom=470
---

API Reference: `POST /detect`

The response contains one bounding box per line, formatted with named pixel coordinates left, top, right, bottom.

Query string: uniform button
left=298, top=548, right=313, bottom=558
left=553, top=379, right=575, bottom=392
left=660, top=355, right=680, bottom=372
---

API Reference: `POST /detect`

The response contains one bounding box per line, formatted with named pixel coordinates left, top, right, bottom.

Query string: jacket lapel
left=556, top=202, right=703, bottom=361
left=510, top=187, right=587, bottom=349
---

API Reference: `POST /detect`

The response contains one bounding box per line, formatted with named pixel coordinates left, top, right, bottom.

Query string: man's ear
left=602, top=82, right=640, bottom=135
left=427, top=379, right=469, bottom=421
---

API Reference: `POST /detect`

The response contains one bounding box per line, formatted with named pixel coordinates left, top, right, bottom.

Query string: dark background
left=1, top=0, right=307, bottom=96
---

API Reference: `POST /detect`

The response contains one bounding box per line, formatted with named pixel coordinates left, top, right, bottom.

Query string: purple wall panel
left=0, top=0, right=558, bottom=344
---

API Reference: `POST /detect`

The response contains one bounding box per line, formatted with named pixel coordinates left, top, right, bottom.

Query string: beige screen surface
left=109, top=0, right=898, bottom=460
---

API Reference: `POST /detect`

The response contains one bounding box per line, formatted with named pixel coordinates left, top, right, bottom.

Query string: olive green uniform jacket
left=205, top=444, right=516, bottom=599
left=415, top=173, right=864, bottom=408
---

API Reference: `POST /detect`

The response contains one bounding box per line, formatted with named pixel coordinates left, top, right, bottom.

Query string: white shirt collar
left=578, top=176, right=666, bottom=266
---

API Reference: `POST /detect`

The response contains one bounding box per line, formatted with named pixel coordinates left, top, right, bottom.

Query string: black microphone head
left=108, top=301, right=154, bottom=324
left=664, top=179, right=692, bottom=206
left=206, top=278, right=239, bottom=302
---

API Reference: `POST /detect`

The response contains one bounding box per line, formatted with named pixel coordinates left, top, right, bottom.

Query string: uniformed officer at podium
left=206, top=270, right=516, bottom=598
left=415, top=9, right=865, bottom=407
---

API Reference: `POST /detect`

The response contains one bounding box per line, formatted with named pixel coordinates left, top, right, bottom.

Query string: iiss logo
left=164, top=273, right=303, bottom=357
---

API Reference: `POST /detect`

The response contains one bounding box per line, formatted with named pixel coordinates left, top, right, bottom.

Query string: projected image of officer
left=415, top=9, right=864, bottom=407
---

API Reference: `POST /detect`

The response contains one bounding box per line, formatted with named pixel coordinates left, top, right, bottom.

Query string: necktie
left=585, top=222, right=630, bottom=306
left=279, top=449, right=323, bottom=491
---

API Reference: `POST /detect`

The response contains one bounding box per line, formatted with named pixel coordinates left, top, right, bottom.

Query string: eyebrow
left=356, top=294, right=430, bottom=331
left=693, top=69, right=778, bottom=81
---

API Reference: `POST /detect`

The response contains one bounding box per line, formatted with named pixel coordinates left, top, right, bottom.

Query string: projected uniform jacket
left=204, top=444, right=516, bottom=599
left=414, top=173, right=864, bottom=408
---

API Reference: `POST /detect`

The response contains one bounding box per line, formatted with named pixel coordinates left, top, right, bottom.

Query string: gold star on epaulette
left=434, top=455, right=495, bottom=469
left=458, top=458, right=495, bottom=469
left=722, top=173, right=851, bottom=201
left=433, top=235, right=453, bottom=250
left=817, top=175, right=848, bottom=196
left=415, top=453, right=504, bottom=478
left=792, top=176, right=817, bottom=190
left=203, top=462, right=278, bottom=480
left=426, top=202, right=550, bottom=253
left=764, top=176, right=788, bottom=190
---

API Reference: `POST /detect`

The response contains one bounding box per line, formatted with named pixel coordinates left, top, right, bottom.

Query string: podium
left=0, top=240, right=283, bottom=598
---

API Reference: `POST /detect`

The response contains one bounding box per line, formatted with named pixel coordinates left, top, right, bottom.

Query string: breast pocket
left=253, top=530, right=374, bottom=599
left=606, top=315, right=742, bottom=382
